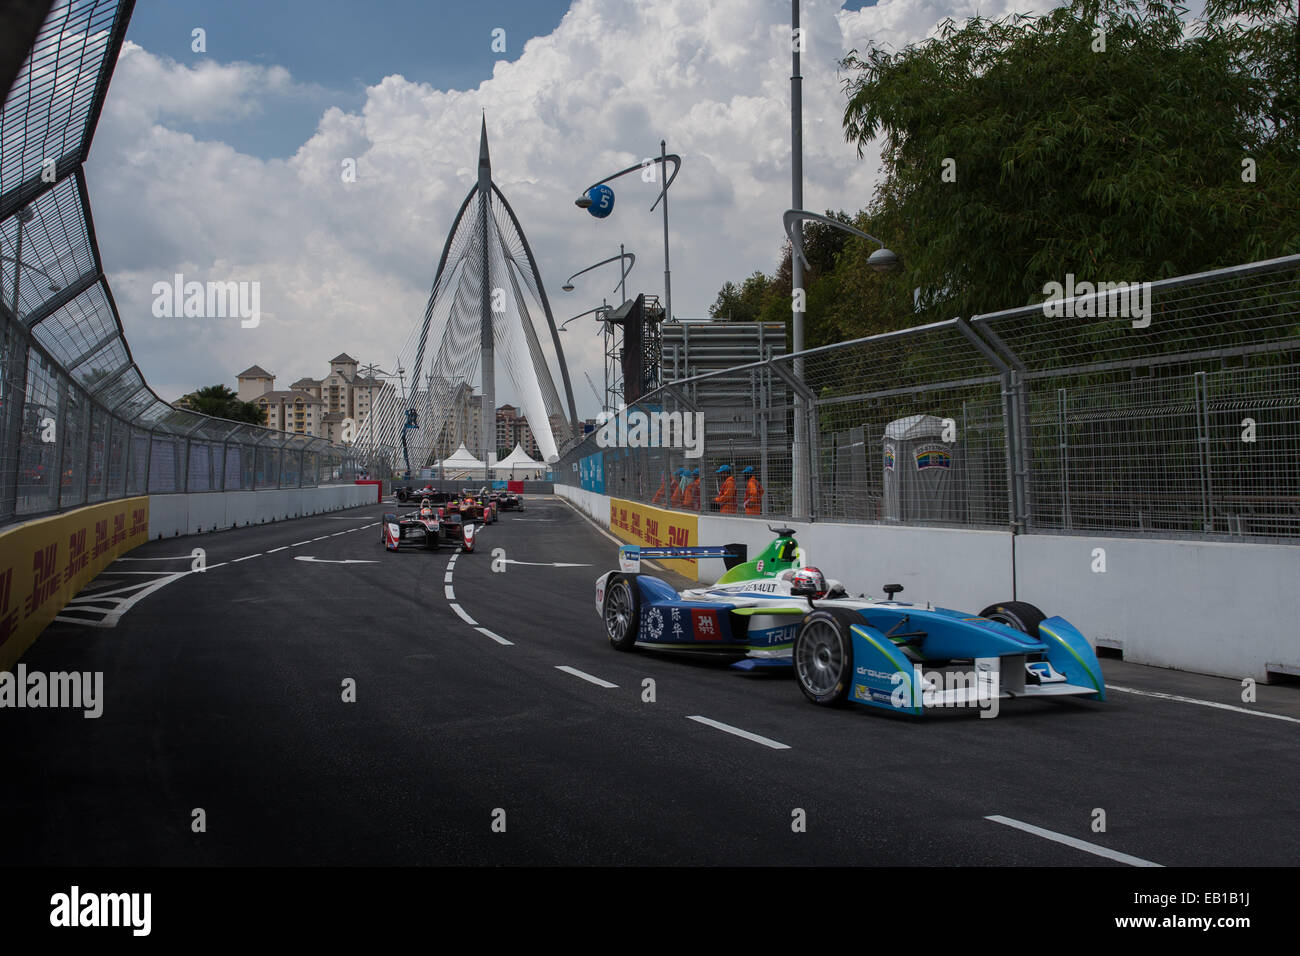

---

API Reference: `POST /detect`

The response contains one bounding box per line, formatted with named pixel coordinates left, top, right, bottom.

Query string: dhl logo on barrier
left=0, top=497, right=150, bottom=672
left=608, top=497, right=699, bottom=579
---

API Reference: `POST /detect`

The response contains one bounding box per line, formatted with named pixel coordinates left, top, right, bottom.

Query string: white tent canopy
left=433, top=443, right=488, bottom=475
left=492, top=444, right=546, bottom=476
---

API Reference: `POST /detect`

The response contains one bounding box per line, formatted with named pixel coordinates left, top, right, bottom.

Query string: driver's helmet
left=420, top=505, right=433, bottom=518
left=789, top=566, right=827, bottom=598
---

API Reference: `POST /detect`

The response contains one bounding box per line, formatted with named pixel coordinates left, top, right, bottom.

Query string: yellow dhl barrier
left=607, top=497, right=699, bottom=579
left=0, top=497, right=149, bottom=672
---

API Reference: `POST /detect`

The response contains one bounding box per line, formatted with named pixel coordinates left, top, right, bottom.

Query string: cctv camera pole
left=790, top=0, right=809, bottom=519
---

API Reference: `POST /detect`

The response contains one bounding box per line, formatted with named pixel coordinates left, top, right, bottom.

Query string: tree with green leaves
left=175, top=384, right=268, bottom=425
left=838, top=0, right=1299, bottom=320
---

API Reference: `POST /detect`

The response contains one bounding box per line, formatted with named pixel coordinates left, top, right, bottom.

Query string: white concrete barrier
left=556, top=483, right=1299, bottom=681
left=1015, top=534, right=1300, bottom=682
left=557, top=485, right=1014, bottom=609
left=556, top=485, right=612, bottom=528
left=148, top=484, right=376, bottom=538
left=697, top=513, right=1016, bottom=612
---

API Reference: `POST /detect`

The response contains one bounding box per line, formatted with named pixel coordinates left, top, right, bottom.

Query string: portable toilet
left=882, top=414, right=961, bottom=523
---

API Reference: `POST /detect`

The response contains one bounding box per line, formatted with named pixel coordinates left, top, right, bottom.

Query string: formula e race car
left=451, top=489, right=498, bottom=525
left=392, top=484, right=448, bottom=504
left=594, top=527, right=1105, bottom=716
left=491, top=489, right=524, bottom=512
left=382, top=497, right=481, bottom=552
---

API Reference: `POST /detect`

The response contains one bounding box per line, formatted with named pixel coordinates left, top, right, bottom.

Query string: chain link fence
left=1, top=0, right=358, bottom=529
left=557, top=254, right=1300, bottom=544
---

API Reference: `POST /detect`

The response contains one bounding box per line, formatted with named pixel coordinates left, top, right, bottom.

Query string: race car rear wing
left=618, top=543, right=747, bottom=574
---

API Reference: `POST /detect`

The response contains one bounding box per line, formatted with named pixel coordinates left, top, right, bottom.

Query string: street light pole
left=659, top=140, right=672, bottom=324
left=574, top=148, right=680, bottom=322
left=790, top=0, right=809, bottom=518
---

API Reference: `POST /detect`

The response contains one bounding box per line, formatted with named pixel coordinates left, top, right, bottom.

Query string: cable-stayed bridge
left=359, top=118, right=577, bottom=479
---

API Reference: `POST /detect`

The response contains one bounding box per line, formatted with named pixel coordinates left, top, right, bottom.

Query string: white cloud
left=86, top=0, right=1072, bottom=413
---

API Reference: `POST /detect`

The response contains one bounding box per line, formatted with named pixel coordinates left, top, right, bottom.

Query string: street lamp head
left=561, top=283, right=575, bottom=292
left=574, top=196, right=593, bottom=209
left=867, top=247, right=902, bottom=273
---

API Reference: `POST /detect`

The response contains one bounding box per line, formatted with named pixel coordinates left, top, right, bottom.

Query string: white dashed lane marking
left=442, top=547, right=511, bottom=644
left=1106, top=684, right=1300, bottom=724
left=267, top=546, right=287, bottom=553
left=555, top=666, right=618, bottom=689
left=475, top=626, right=512, bottom=646
left=686, top=716, right=790, bottom=751
left=231, top=554, right=261, bottom=563
left=985, top=815, right=1162, bottom=867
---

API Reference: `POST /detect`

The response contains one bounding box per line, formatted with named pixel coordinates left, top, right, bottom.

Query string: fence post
left=0, top=316, right=29, bottom=520
left=1195, top=370, right=1214, bottom=533
left=1058, top=388, right=1070, bottom=531
left=806, top=397, right=820, bottom=521
left=1001, top=372, right=1020, bottom=531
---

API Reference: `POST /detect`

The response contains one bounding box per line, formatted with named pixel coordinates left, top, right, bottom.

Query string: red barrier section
left=507, top=480, right=524, bottom=492
left=355, top=479, right=383, bottom=503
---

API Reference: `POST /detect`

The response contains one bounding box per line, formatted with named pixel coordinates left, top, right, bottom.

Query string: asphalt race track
left=4, top=497, right=1298, bottom=866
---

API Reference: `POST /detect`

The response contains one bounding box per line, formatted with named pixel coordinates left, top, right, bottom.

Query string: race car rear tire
left=603, top=574, right=640, bottom=651
left=978, top=600, right=1046, bottom=637
left=794, top=608, right=858, bottom=706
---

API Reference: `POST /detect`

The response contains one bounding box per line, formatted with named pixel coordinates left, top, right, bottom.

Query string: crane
left=584, top=371, right=604, bottom=411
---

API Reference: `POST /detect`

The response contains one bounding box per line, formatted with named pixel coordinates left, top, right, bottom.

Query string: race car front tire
left=977, top=600, right=1046, bottom=637
left=794, top=608, right=858, bottom=706
left=603, top=574, right=640, bottom=651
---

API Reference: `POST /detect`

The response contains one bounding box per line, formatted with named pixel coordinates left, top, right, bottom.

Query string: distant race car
left=452, top=489, right=498, bottom=525
left=594, top=527, right=1105, bottom=716
left=491, top=489, right=524, bottom=511
left=393, top=484, right=450, bottom=504
left=382, top=497, right=480, bottom=552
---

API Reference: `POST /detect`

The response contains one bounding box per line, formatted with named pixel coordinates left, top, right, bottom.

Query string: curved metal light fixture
left=782, top=208, right=902, bottom=274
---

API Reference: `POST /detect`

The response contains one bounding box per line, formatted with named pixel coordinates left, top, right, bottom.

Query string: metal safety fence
left=1, top=0, right=358, bottom=529
left=557, top=254, right=1300, bottom=544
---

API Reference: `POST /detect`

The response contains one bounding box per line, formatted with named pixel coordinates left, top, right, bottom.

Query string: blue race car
left=595, top=527, right=1105, bottom=716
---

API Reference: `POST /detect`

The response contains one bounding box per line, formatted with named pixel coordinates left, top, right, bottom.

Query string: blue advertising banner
left=580, top=453, right=605, bottom=493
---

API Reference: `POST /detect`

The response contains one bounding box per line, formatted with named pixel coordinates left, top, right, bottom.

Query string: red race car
left=381, top=497, right=480, bottom=552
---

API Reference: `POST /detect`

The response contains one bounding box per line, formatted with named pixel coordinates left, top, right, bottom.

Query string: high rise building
left=235, top=353, right=394, bottom=442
